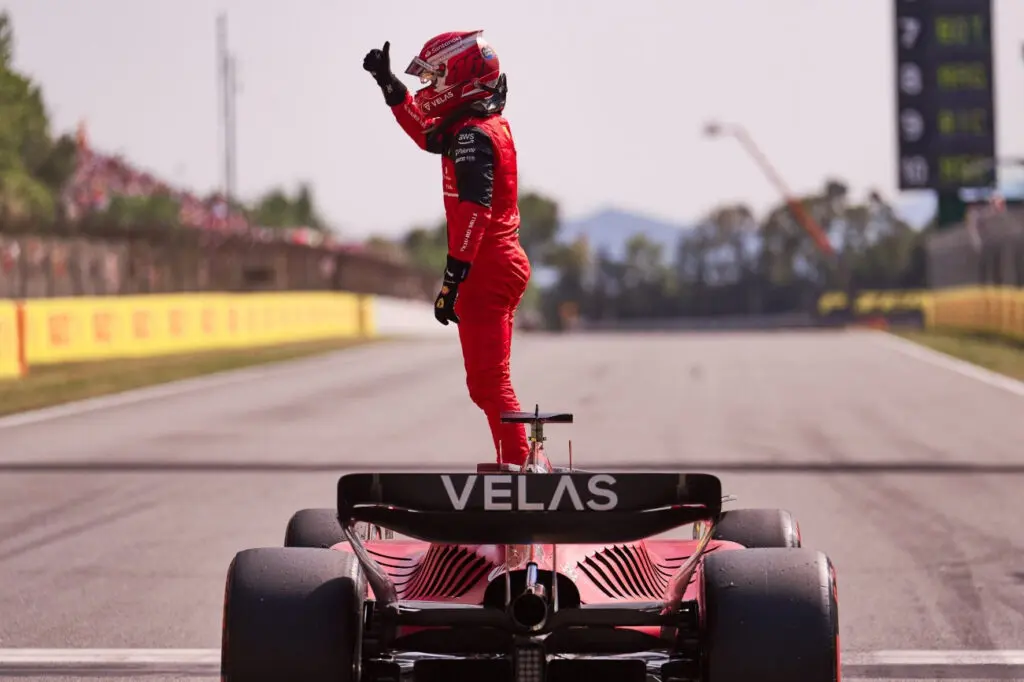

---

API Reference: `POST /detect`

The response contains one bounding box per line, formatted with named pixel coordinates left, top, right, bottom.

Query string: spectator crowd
left=51, top=122, right=421, bottom=271
left=60, top=123, right=251, bottom=233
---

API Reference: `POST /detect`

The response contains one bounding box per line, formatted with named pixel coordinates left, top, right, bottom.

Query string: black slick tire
left=706, top=508, right=801, bottom=548
left=702, top=547, right=840, bottom=682
left=221, top=547, right=365, bottom=682
left=284, top=509, right=346, bottom=548
left=284, top=508, right=393, bottom=548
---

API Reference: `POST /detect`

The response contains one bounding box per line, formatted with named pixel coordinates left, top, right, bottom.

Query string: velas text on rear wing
left=440, top=474, right=619, bottom=512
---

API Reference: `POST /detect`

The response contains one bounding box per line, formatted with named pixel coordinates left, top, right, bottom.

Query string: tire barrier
left=816, top=286, right=1024, bottom=341
left=926, top=285, right=1024, bottom=342
left=815, top=290, right=930, bottom=328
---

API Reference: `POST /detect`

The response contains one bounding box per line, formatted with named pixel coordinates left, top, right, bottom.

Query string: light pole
left=216, top=14, right=238, bottom=207
left=703, top=121, right=835, bottom=259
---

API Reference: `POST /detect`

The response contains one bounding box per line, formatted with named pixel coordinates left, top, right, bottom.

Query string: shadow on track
left=2, top=460, right=1024, bottom=474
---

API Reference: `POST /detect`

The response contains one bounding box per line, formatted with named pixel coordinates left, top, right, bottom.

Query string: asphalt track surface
left=1, top=329, right=1023, bottom=680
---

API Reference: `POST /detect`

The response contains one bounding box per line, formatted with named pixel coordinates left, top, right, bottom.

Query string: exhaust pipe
left=510, top=562, right=549, bottom=632
left=511, top=587, right=548, bottom=631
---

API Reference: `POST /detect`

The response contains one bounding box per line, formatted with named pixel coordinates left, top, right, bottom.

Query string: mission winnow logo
left=440, top=474, right=619, bottom=512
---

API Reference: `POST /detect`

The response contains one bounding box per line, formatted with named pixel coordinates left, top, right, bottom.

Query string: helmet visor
left=405, top=57, right=440, bottom=85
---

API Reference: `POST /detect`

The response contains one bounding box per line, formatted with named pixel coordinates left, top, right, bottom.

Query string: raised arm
left=362, top=41, right=439, bottom=151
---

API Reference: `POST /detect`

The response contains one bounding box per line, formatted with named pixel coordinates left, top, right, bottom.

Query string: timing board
left=894, top=0, right=997, bottom=191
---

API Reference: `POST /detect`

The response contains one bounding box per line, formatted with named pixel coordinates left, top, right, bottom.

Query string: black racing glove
left=362, top=41, right=408, bottom=107
left=434, top=256, right=471, bottom=326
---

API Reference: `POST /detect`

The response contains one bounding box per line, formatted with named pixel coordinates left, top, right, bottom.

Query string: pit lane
left=1, top=329, right=1022, bottom=679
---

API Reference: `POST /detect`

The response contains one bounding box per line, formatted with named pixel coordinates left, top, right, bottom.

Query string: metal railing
left=0, top=219, right=438, bottom=302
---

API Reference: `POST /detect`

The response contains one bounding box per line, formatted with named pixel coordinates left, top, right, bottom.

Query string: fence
left=918, top=205, right=1024, bottom=340
left=0, top=219, right=438, bottom=302
left=815, top=205, right=1024, bottom=342
left=925, top=205, right=1024, bottom=289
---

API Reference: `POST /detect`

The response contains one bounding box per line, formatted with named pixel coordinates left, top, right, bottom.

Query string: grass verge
left=0, top=336, right=382, bottom=417
left=893, top=329, right=1024, bottom=381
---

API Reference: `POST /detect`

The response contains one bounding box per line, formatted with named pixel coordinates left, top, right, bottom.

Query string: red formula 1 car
left=221, top=409, right=840, bottom=682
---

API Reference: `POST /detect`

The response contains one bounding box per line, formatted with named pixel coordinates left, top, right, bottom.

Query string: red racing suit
left=390, top=92, right=532, bottom=467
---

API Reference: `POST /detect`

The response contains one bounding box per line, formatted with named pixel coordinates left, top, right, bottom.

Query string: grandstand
left=60, top=121, right=347, bottom=252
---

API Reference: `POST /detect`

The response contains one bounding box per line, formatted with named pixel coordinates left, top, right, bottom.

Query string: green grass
left=0, top=336, right=383, bottom=417
left=893, top=329, right=1024, bottom=381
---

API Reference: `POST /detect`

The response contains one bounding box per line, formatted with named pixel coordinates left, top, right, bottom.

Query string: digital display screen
left=894, top=0, right=996, bottom=191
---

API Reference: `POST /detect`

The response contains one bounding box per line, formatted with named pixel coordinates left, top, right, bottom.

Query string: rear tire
left=284, top=508, right=393, bottom=548
left=221, top=547, right=364, bottom=682
left=704, top=508, right=801, bottom=548
left=702, top=547, right=839, bottom=682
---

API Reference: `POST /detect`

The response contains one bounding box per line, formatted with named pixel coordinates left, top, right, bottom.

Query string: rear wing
left=337, top=472, right=722, bottom=545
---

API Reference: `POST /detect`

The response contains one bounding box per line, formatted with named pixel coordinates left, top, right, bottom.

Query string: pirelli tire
left=221, top=547, right=365, bottom=682
left=284, top=508, right=394, bottom=549
left=702, top=547, right=840, bottom=682
left=700, top=508, right=802, bottom=548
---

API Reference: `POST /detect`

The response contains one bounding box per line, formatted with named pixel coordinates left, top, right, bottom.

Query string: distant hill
left=556, top=194, right=948, bottom=262
left=556, top=207, right=691, bottom=259
left=526, top=207, right=691, bottom=287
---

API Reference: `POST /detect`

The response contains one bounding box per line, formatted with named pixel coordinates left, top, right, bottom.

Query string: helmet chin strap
left=469, top=74, right=508, bottom=115
left=477, top=73, right=507, bottom=97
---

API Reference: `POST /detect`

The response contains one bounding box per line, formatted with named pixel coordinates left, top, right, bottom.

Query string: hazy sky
left=6, top=0, right=1024, bottom=239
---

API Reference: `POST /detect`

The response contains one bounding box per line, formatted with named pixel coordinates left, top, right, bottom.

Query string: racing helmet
left=404, top=30, right=502, bottom=119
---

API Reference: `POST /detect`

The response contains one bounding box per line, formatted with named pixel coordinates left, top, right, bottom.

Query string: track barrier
left=0, top=291, right=379, bottom=380
left=817, top=286, right=1024, bottom=342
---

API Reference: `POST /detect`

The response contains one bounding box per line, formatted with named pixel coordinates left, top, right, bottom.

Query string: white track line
left=0, top=649, right=218, bottom=664
left=0, top=344, right=374, bottom=431
left=0, top=648, right=217, bottom=676
left=851, top=650, right=1024, bottom=664
left=870, top=330, right=1024, bottom=398
left=0, top=368, right=266, bottom=431
left=1, top=649, right=1024, bottom=677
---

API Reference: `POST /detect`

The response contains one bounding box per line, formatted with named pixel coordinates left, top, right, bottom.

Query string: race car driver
left=363, top=31, right=532, bottom=468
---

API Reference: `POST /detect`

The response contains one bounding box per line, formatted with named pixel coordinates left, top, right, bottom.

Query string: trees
left=397, top=189, right=567, bottom=294
left=102, top=192, right=182, bottom=230
left=249, top=182, right=328, bottom=231
left=391, top=179, right=929, bottom=328
left=535, top=181, right=926, bottom=326
left=0, top=10, right=335, bottom=233
left=0, top=10, right=77, bottom=222
left=517, top=191, right=560, bottom=263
